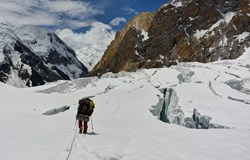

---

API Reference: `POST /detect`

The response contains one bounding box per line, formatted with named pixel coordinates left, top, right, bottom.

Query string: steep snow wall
left=152, top=87, right=229, bottom=129
left=158, top=88, right=184, bottom=125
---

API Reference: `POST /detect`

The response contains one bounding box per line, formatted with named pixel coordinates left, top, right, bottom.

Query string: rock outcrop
left=90, top=12, right=156, bottom=76
left=90, top=0, right=250, bottom=76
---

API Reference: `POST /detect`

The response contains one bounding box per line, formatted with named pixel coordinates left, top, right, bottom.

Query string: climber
left=76, top=97, right=95, bottom=134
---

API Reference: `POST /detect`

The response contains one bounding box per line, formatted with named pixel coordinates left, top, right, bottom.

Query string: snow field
left=0, top=56, right=250, bottom=160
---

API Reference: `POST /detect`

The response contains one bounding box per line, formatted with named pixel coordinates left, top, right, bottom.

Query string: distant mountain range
left=0, top=19, right=87, bottom=87
left=90, top=0, right=250, bottom=76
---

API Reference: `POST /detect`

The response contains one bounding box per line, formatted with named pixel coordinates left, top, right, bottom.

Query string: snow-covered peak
left=1, top=21, right=88, bottom=87
left=0, top=16, right=15, bottom=36
left=0, top=18, right=21, bottom=59
left=0, top=17, right=18, bottom=39
left=15, top=25, right=49, bottom=42
left=15, top=25, right=77, bottom=59
left=15, top=25, right=57, bottom=55
left=0, top=16, right=10, bottom=25
left=14, top=25, right=87, bottom=79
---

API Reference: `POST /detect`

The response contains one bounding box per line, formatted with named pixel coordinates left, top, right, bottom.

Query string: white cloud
left=59, top=20, right=90, bottom=30
left=109, top=17, right=126, bottom=26
left=45, top=1, right=103, bottom=19
left=56, top=22, right=115, bottom=70
left=8, top=11, right=57, bottom=26
left=0, top=0, right=104, bottom=29
left=122, top=7, right=139, bottom=15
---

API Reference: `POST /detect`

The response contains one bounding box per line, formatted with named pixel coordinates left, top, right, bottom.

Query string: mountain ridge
left=0, top=20, right=88, bottom=87
left=90, top=0, right=250, bottom=76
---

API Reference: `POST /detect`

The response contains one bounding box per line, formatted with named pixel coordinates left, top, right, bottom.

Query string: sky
left=0, top=0, right=168, bottom=32
left=0, top=0, right=169, bottom=69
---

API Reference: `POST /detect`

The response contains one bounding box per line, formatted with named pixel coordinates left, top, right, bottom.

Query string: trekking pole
left=91, top=116, right=94, bottom=132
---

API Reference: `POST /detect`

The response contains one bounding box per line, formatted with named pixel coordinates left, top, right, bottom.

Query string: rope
left=66, top=120, right=78, bottom=160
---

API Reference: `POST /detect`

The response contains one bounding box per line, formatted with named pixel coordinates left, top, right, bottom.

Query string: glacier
left=0, top=47, right=250, bottom=159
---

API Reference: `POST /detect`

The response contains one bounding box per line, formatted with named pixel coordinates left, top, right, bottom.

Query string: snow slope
left=0, top=53, right=250, bottom=160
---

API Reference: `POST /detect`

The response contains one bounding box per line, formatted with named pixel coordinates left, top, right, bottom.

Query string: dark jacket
left=77, top=98, right=95, bottom=116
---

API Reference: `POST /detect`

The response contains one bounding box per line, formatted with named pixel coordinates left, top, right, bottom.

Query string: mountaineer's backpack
left=77, top=98, right=95, bottom=116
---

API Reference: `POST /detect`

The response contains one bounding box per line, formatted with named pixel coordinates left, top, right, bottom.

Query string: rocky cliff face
left=91, top=12, right=156, bottom=76
left=0, top=21, right=88, bottom=87
left=90, top=0, right=250, bottom=76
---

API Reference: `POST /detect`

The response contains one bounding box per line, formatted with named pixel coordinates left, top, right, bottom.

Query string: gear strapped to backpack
left=77, top=98, right=95, bottom=117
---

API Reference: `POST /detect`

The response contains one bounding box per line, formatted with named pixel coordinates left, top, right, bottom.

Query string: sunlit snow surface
left=0, top=53, right=250, bottom=159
